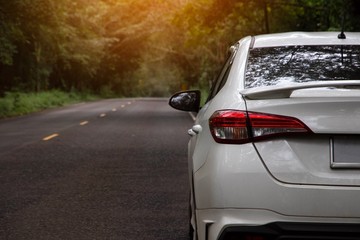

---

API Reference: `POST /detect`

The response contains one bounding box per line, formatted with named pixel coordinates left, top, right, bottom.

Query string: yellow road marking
left=43, top=133, right=59, bottom=141
left=80, top=121, right=89, bottom=126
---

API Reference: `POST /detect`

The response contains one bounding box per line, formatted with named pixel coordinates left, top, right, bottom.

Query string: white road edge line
left=189, top=112, right=196, bottom=121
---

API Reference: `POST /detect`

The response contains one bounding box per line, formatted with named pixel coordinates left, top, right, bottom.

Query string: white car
left=169, top=32, right=360, bottom=240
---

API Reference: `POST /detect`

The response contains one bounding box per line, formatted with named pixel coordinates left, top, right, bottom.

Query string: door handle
left=188, top=125, right=202, bottom=136
left=192, top=125, right=202, bottom=134
left=188, top=129, right=196, bottom=136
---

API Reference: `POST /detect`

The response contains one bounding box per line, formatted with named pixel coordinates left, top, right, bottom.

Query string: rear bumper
left=196, top=209, right=360, bottom=240
left=193, top=143, right=360, bottom=217
left=192, top=140, right=360, bottom=240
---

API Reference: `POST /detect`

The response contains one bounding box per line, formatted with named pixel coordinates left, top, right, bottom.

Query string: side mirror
left=169, top=90, right=201, bottom=112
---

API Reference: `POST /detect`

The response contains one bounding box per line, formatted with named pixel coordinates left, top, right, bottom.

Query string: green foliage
left=0, top=90, right=97, bottom=118
left=171, top=0, right=360, bottom=93
left=0, top=0, right=359, bottom=101
left=0, top=3, right=21, bottom=66
left=0, top=35, right=17, bottom=66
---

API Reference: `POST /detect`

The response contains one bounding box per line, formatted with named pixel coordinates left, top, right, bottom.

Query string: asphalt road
left=0, top=98, right=193, bottom=240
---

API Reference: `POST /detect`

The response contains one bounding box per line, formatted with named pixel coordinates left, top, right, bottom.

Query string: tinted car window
left=245, top=45, right=360, bottom=89
left=206, top=46, right=237, bottom=102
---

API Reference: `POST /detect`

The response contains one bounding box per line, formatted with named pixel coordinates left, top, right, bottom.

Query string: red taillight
left=209, top=110, right=311, bottom=144
left=209, top=111, right=250, bottom=144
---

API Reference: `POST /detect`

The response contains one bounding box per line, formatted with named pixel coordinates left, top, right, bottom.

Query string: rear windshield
left=245, top=45, right=360, bottom=89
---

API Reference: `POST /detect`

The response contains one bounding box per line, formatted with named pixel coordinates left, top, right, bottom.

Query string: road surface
left=0, top=98, right=193, bottom=240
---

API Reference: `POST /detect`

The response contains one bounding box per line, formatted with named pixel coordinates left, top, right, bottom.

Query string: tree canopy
left=1, top=0, right=359, bottom=97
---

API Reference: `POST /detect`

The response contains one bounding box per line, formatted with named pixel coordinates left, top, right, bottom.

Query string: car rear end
left=193, top=32, right=360, bottom=240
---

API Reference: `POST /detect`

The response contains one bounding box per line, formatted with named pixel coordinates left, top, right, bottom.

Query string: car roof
left=251, top=32, right=360, bottom=48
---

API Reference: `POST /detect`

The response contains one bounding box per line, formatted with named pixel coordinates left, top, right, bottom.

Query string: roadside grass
left=0, top=90, right=99, bottom=118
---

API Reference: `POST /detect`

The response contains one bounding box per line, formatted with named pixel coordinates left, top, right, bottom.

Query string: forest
left=1, top=0, right=360, bottom=98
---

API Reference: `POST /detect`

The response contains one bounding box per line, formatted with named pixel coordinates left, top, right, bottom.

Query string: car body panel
left=244, top=95, right=360, bottom=186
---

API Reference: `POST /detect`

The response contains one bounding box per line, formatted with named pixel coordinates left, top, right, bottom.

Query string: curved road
left=0, top=98, right=193, bottom=240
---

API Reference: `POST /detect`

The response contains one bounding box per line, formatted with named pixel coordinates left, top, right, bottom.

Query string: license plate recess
left=331, top=136, right=360, bottom=169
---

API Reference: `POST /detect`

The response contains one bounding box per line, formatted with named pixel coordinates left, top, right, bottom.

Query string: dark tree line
left=1, top=0, right=359, bottom=97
